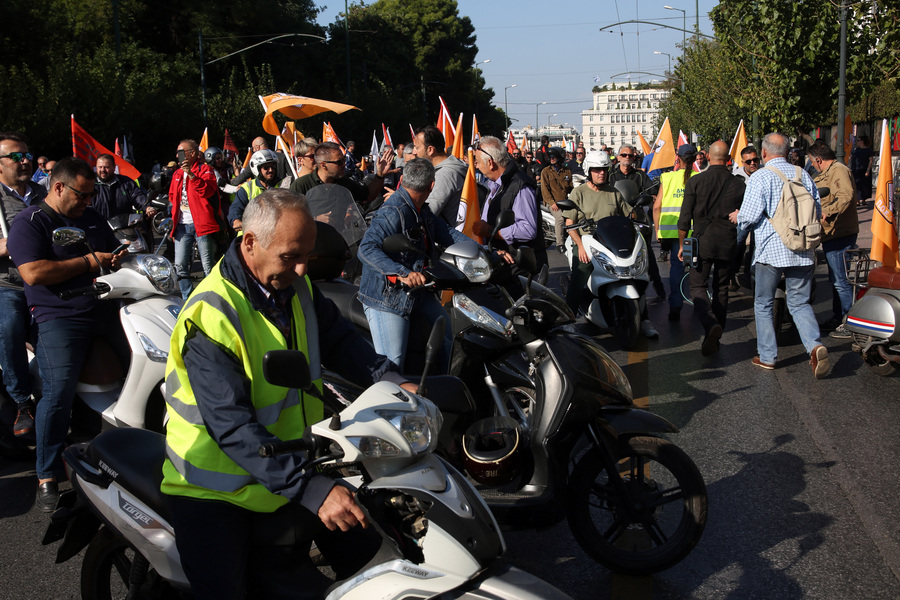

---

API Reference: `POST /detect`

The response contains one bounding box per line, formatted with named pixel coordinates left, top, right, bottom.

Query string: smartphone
left=176, top=149, right=186, bottom=164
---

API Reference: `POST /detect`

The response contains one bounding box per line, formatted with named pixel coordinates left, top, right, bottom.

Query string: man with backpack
left=736, top=133, right=830, bottom=378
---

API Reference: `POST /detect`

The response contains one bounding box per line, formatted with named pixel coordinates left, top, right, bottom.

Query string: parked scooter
left=315, top=216, right=708, bottom=574
left=31, top=221, right=182, bottom=432
left=555, top=180, right=653, bottom=349
left=844, top=247, right=900, bottom=375
left=43, top=335, right=572, bottom=599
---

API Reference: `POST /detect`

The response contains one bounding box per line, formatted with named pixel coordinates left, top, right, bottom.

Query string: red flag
left=114, top=138, right=122, bottom=157
left=71, top=116, right=141, bottom=180
left=223, top=129, right=239, bottom=154
left=382, top=124, right=393, bottom=149
left=409, top=123, right=417, bottom=143
left=506, top=131, right=517, bottom=153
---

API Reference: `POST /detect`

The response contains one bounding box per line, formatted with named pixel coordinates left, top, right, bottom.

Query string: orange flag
left=438, top=97, right=455, bottom=152
left=280, top=121, right=302, bottom=153
left=199, top=127, right=209, bottom=153
left=870, top=119, right=898, bottom=268
left=471, top=115, right=481, bottom=145
left=520, top=132, right=530, bottom=153
left=242, top=148, right=252, bottom=169
left=451, top=113, right=465, bottom=160
left=677, top=130, right=689, bottom=148
left=637, top=131, right=652, bottom=155
left=729, top=120, right=748, bottom=167
left=649, top=117, right=676, bottom=171
left=71, top=116, right=141, bottom=180
left=461, top=149, right=483, bottom=243
left=322, top=122, right=345, bottom=151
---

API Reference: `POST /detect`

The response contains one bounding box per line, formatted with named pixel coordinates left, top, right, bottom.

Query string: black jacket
left=678, top=165, right=745, bottom=260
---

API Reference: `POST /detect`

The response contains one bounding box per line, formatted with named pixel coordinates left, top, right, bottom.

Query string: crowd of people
left=0, top=122, right=872, bottom=597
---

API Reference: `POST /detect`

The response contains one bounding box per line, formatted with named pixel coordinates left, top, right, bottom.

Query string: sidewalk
left=855, top=202, right=874, bottom=250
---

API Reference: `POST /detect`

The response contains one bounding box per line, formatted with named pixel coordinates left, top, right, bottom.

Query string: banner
left=260, top=92, right=358, bottom=137
left=870, top=118, right=898, bottom=268
left=71, top=116, right=141, bottom=180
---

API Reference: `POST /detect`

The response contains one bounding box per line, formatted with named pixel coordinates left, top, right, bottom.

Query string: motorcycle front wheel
left=81, top=526, right=179, bottom=600
left=566, top=435, right=707, bottom=575
left=612, top=296, right=640, bottom=350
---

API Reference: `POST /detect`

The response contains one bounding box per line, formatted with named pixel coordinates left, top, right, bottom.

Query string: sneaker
left=829, top=323, right=852, bottom=339
left=13, top=401, right=35, bottom=437
left=640, top=319, right=659, bottom=339
left=701, top=324, right=723, bottom=356
left=658, top=251, right=669, bottom=262
left=752, top=356, right=776, bottom=370
left=810, top=345, right=831, bottom=379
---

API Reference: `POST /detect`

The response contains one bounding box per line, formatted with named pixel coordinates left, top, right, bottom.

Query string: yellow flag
left=637, top=131, right=652, bottom=155
left=729, top=120, right=748, bottom=167
left=649, top=117, right=676, bottom=171
left=461, top=149, right=483, bottom=243
left=871, top=119, right=898, bottom=268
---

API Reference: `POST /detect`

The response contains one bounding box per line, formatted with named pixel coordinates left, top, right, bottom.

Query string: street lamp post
left=473, top=60, right=490, bottom=116
left=547, top=113, right=557, bottom=125
left=535, top=101, right=547, bottom=130
left=664, top=5, right=686, bottom=92
left=654, top=51, right=672, bottom=76
left=504, top=84, right=517, bottom=131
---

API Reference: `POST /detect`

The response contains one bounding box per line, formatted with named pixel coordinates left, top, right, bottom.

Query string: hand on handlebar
left=398, top=271, right=427, bottom=288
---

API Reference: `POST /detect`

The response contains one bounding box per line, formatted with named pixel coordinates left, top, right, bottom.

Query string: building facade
left=581, top=84, right=670, bottom=152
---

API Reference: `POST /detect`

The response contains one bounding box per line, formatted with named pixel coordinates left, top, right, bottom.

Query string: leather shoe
left=701, top=324, right=723, bottom=356
left=810, top=345, right=831, bottom=379
left=751, top=356, right=775, bottom=370
left=36, top=481, right=59, bottom=513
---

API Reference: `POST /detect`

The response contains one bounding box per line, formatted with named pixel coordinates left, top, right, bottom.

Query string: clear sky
left=316, top=0, right=718, bottom=134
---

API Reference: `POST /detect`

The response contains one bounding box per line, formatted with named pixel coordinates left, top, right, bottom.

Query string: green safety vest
left=239, top=178, right=268, bottom=203
left=161, top=264, right=323, bottom=512
left=657, top=170, right=694, bottom=239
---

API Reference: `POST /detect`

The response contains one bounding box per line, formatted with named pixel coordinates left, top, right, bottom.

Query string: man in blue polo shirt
left=8, top=157, right=129, bottom=512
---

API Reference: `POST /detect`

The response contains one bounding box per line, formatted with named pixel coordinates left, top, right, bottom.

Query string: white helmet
left=583, top=150, right=611, bottom=171
left=250, top=149, right=278, bottom=177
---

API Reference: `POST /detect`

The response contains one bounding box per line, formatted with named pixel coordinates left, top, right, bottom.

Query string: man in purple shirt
left=8, top=157, right=129, bottom=512
left=471, top=136, right=546, bottom=271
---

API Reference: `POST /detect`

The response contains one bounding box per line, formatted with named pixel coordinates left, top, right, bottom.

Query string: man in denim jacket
left=358, top=158, right=473, bottom=372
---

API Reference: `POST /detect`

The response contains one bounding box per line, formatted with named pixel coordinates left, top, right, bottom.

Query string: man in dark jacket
left=0, top=132, right=46, bottom=438
left=678, top=141, right=745, bottom=355
left=93, top=153, right=151, bottom=220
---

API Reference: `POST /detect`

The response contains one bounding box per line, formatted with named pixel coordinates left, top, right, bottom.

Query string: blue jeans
left=0, top=287, right=32, bottom=405
left=753, top=263, right=822, bottom=364
left=669, top=246, right=685, bottom=309
left=173, top=223, right=217, bottom=300
left=363, top=296, right=452, bottom=373
left=34, top=310, right=129, bottom=479
left=822, top=234, right=857, bottom=320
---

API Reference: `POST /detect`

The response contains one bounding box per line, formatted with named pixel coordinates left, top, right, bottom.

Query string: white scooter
left=42, top=329, right=572, bottom=600
left=556, top=180, right=651, bottom=349
left=34, top=221, right=182, bottom=432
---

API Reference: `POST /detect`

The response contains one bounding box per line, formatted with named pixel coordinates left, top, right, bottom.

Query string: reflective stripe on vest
left=161, top=263, right=323, bottom=511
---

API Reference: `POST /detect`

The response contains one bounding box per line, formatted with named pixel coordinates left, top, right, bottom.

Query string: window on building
left=590, top=127, right=595, bottom=135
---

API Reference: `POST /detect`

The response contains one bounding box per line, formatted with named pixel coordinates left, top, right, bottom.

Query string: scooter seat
left=88, top=428, right=172, bottom=523
left=869, top=266, right=900, bottom=291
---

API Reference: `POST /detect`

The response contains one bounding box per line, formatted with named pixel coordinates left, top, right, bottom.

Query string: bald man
left=677, top=141, right=746, bottom=356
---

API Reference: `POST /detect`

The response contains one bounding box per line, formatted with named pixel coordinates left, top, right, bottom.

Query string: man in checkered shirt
left=736, top=133, right=831, bottom=378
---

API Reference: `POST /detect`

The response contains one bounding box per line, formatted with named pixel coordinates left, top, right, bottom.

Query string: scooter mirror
left=157, top=218, right=174, bottom=235
left=614, top=179, right=640, bottom=206
left=383, top=234, right=423, bottom=255
left=418, top=316, right=446, bottom=395
left=487, top=210, right=517, bottom=248
left=263, top=350, right=314, bottom=393
left=52, top=227, right=86, bottom=247
left=555, top=198, right=577, bottom=212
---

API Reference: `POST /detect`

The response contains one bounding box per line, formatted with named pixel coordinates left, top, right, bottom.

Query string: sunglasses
left=744, top=158, right=760, bottom=164
left=0, top=152, right=33, bottom=163
left=619, top=153, right=634, bottom=158
left=62, top=182, right=98, bottom=201
left=297, top=153, right=315, bottom=159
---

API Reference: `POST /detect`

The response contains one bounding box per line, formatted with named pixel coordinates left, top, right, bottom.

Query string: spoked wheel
left=612, top=297, right=640, bottom=350
left=567, top=436, right=707, bottom=575
left=81, top=526, right=178, bottom=600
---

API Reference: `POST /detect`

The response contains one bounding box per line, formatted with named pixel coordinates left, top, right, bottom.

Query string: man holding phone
left=8, top=157, right=130, bottom=512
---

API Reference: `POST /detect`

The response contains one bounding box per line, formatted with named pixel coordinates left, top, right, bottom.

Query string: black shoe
left=36, top=481, right=59, bottom=513
left=653, top=280, right=666, bottom=300
left=819, top=317, right=841, bottom=331
left=557, top=245, right=567, bottom=254
left=658, top=251, right=669, bottom=262
left=13, top=400, right=35, bottom=437
left=668, top=308, right=681, bottom=321
left=701, top=324, right=723, bottom=356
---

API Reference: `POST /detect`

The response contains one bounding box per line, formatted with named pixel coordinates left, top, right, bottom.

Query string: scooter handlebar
left=58, top=282, right=111, bottom=300
left=258, top=437, right=312, bottom=457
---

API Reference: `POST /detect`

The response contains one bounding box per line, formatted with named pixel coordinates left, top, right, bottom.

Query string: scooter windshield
left=593, top=216, right=638, bottom=259
left=305, top=184, right=368, bottom=247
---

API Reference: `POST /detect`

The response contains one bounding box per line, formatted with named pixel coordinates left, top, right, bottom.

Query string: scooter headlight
left=374, top=397, right=443, bottom=455
left=631, top=246, right=648, bottom=277
left=136, top=254, right=178, bottom=295
left=453, top=253, right=492, bottom=283
left=591, top=248, right=620, bottom=277
left=452, top=293, right=511, bottom=337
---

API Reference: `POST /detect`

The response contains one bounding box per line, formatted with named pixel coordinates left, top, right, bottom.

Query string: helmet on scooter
left=462, top=416, right=523, bottom=486
left=583, top=150, right=611, bottom=171
left=204, top=146, right=223, bottom=165
left=250, top=149, right=278, bottom=177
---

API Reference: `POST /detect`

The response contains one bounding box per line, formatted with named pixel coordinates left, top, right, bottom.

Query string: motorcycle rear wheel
left=81, top=526, right=179, bottom=600
left=566, top=436, right=707, bottom=575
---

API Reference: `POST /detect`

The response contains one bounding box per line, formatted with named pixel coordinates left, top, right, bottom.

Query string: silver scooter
left=844, top=248, right=900, bottom=376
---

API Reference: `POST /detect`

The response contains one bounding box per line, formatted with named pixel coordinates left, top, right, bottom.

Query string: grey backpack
left=765, top=166, right=822, bottom=251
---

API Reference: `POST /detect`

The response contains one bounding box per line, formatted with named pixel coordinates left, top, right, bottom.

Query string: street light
left=663, top=6, right=687, bottom=92
left=654, top=51, right=672, bottom=76
left=504, top=84, right=517, bottom=130
left=535, top=101, right=547, bottom=130
left=476, top=59, right=491, bottom=67
left=547, top=113, right=557, bottom=125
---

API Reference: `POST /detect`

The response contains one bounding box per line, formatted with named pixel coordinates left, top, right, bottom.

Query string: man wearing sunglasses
left=32, top=156, right=51, bottom=185
left=8, top=157, right=129, bottom=512
left=734, top=147, right=760, bottom=181
left=0, top=132, right=47, bottom=442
